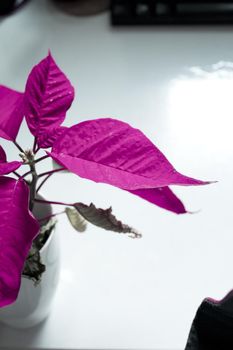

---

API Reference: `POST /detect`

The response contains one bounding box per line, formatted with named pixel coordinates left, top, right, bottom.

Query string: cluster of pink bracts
left=0, top=53, right=210, bottom=308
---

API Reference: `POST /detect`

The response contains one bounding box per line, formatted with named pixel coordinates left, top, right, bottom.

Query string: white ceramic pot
left=0, top=201, right=60, bottom=329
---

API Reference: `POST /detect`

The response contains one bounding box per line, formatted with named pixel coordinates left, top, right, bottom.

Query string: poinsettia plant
left=0, top=53, right=211, bottom=309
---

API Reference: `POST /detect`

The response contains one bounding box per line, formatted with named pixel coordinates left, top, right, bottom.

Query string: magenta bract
left=0, top=161, right=22, bottom=176
left=24, top=53, right=74, bottom=143
left=0, top=145, right=6, bottom=162
left=0, top=145, right=22, bottom=175
left=0, top=86, right=24, bottom=141
left=129, top=187, right=186, bottom=214
left=37, top=126, right=68, bottom=148
left=0, top=177, right=39, bottom=308
left=50, top=118, right=210, bottom=213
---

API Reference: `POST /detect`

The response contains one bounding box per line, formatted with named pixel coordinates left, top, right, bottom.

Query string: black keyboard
left=111, top=1, right=233, bottom=25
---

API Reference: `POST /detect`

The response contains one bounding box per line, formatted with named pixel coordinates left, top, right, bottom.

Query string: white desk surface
left=0, top=1, right=233, bottom=349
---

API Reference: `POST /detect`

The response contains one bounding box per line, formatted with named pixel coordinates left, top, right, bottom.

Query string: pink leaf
left=37, top=126, right=68, bottom=149
left=0, top=177, right=39, bottom=308
left=0, top=86, right=24, bottom=141
left=0, top=162, right=22, bottom=176
left=0, top=145, right=22, bottom=175
left=50, top=118, right=210, bottom=195
left=0, top=145, right=6, bottom=162
left=24, top=53, right=74, bottom=139
left=129, top=187, right=187, bottom=214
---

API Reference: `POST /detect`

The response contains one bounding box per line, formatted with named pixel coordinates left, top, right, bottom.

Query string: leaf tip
left=187, top=209, right=202, bottom=215
left=128, top=230, right=142, bottom=239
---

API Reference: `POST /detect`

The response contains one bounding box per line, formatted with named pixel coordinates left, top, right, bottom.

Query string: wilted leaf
left=22, top=218, right=57, bottom=284
left=0, top=145, right=22, bottom=175
left=0, top=86, right=24, bottom=141
left=0, top=177, right=39, bottom=307
left=22, top=250, right=45, bottom=285
left=50, top=118, right=210, bottom=213
left=32, top=217, right=57, bottom=251
left=24, top=52, right=74, bottom=139
left=65, top=207, right=87, bottom=233
left=74, top=202, right=141, bottom=238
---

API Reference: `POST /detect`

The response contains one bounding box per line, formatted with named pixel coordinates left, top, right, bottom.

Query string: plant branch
left=13, top=141, right=24, bottom=153
left=36, top=173, right=52, bottom=193
left=20, top=170, right=32, bottom=179
left=35, top=155, right=50, bottom=164
left=34, top=147, right=40, bottom=155
left=29, top=161, right=38, bottom=211
left=38, top=167, right=65, bottom=178
left=13, top=171, right=21, bottom=178
left=35, top=199, right=74, bottom=207
left=38, top=211, right=65, bottom=223
left=33, top=137, right=37, bottom=154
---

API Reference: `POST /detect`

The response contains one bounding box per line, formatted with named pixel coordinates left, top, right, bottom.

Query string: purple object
left=37, top=126, right=68, bottom=148
left=129, top=187, right=187, bottom=214
left=0, top=86, right=24, bottom=141
left=24, top=53, right=74, bottom=140
left=50, top=118, right=209, bottom=213
left=0, top=145, right=22, bottom=175
left=0, top=177, right=39, bottom=307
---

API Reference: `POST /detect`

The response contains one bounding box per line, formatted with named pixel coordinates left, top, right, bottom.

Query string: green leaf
left=74, top=202, right=142, bottom=239
left=65, top=207, right=87, bottom=233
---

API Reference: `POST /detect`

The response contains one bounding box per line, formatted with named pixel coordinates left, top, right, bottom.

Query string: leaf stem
left=33, top=138, right=37, bottom=154
left=38, top=210, right=65, bottom=223
left=13, top=171, right=21, bottom=178
left=34, top=199, right=74, bottom=207
left=38, top=167, right=65, bottom=178
left=13, top=141, right=24, bottom=153
left=34, top=145, right=40, bottom=155
left=36, top=173, right=52, bottom=193
left=20, top=170, right=32, bottom=179
left=29, top=161, right=38, bottom=211
left=35, top=155, right=50, bottom=164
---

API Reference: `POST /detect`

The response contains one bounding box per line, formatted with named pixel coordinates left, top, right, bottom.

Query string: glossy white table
left=0, top=1, right=233, bottom=349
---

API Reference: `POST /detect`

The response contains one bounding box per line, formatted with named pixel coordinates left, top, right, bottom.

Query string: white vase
left=0, top=201, right=60, bottom=329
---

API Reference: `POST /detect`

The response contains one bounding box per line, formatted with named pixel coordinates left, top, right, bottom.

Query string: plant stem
left=33, top=138, right=37, bottom=154
left=13, top=171, right=21, bottom=178
left=34, top=146, right=40, bottom=154
left=38, top=211, right=65, bottom=223
left=36, top=173, right=52, bottom=193
left=29, top=162, right=38, bottom=211
left=20, top=170, right=32, bottom=179
left=38, top=167, right=65, bottom=178
left=13, top=141, right=24, bottom=153
left=34, top=199, right=74, bottom=207
left=34, top=155, right=50, bottom=164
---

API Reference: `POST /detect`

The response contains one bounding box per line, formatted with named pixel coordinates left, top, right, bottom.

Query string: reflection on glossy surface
left=169, top=62, right=233, bottom=156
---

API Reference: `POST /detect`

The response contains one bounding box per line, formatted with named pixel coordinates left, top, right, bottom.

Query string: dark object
left=111, top=0, right=233, bottom=25
left=52, top=0, right=109, bottom=16
left=185, top=291, right=233, bottom=349
left=0, top=0, right=29, bottom=15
